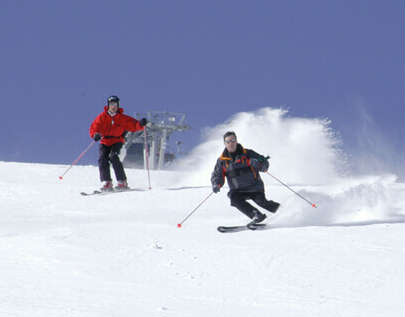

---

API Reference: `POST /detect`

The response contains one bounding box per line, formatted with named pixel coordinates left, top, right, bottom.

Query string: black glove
left=93, top=133, right=101, bottom=142
left=139, top=118, right=147, bottom=127
left=250, top=158, right=261, bottom=169
left=212, top=184, right=221, bottom=193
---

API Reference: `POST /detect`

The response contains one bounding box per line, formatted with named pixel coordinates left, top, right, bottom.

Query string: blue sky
left=1, top=1, right=403, bottom=175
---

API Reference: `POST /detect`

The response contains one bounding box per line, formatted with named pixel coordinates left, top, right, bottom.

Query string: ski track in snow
left=0, top=162, right=404, bottom=317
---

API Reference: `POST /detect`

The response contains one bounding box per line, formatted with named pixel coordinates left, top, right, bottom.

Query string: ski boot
left=269, top=201, right=280, bottom=213
left=247, top=210, right=267, bottom=230
left=100, top=180, right=113, bottom=192
left=115, top=180, right=129, bottom=191
left=249, top=210, right=267, bottom=224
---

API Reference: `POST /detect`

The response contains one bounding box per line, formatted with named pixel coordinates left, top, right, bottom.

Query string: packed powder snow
left=0, top=107, right=403, bottom=317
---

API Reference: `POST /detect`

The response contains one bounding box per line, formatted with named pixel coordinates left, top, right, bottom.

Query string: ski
left=80, top=188, right=147, bottom=196
left=217, top=223, right=267, bottom=233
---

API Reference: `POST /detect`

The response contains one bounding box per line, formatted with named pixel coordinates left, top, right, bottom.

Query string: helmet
left=107, top=95, right=120, bottom=106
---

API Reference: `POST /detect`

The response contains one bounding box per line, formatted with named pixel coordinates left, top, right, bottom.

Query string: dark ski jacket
left=211, top=143, right=269, bottom=193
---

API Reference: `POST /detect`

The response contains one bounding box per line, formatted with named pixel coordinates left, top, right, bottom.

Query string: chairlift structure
left=120, top=111, right=189, bottom=170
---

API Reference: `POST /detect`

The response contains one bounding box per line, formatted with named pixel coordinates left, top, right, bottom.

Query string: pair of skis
left=217, top=223, right=267, bottom=233
left=80, top=187, right=146, bottom=196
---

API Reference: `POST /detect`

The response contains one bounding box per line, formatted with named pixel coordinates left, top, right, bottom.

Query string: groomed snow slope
left=1, top=108, right=404, bottom=316
left=0, top=162, right=403, bottom=317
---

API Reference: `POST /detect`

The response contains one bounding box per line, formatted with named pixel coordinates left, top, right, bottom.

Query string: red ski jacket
left=89, top=106, right=144, bottom=146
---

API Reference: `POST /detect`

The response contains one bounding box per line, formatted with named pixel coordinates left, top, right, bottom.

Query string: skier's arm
left=122, top=115, right=144, bottom=132
left=247, top=149, right=269, bottom=172
left=211, top=159, right=225, bottom=188
left=89, top=114, right=103, bottom=139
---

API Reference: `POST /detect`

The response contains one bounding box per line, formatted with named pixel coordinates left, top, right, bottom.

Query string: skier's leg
left=252, top=192, right=280, bottom=213
left=98, top=144, right=112, bottom=182
left=229, top=192, right=258, bottom=219
left=109, top=142, right=127, bottom=182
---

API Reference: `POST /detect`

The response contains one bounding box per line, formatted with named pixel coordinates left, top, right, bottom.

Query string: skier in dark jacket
left=211, top=131, right=280, bottom=224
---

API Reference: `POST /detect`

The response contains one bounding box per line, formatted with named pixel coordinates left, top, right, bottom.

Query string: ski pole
left=59, top=140, right=96, bottom=180
left=177, top=192, right=214, bottom=228
left=143, top=127, right=152, bottom=190
left=265, top=171, right=317, bottom=208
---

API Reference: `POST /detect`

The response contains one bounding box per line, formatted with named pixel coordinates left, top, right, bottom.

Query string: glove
left=93, top=133, right=101, bottom=142
left=139, top=118, right=148, bottom=127
left=250, top=158, right=261, bottom=169
left=212, top=184, right=221, bottom=193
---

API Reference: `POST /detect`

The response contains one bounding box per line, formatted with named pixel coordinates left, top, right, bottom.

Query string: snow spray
left=175, top=107, right=403, bottom=227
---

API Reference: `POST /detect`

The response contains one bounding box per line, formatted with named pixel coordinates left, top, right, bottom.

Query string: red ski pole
left=59, top=140, right=96, bottom=180
left=266, top=171, right=317, bottom=208
left=143, top=127, right=152, bottom=190
left=177, top=192, right=214, bottom=228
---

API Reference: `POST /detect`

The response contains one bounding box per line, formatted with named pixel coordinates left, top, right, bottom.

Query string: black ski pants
left=98, top=142, right=126, bottom=182
left=229, top=191, right=278, bottom=219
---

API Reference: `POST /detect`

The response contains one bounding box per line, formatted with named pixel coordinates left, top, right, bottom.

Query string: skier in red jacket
left=89, top=96, right=147, bottom=191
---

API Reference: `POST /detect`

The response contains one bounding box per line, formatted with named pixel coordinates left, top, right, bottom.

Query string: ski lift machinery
left=120, top=111, right=190, bottom=170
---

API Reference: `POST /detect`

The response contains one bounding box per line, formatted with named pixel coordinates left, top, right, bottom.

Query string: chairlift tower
left=121, top=111, right=189, bottom=170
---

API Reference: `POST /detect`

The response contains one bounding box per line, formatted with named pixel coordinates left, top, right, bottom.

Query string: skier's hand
left=262, top=156, right=270, bottom=172
left=250, top=158, right=261, bottom=170
left=93, top=133, right=102, bottom=142
left=251, top=158, right=268, bottom=172
left=212, top=184, right=221, bottom=193
left=139, top=118, right=148, bottom=127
